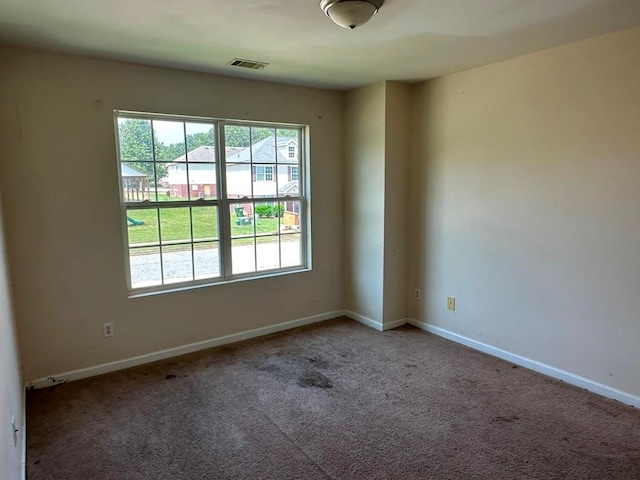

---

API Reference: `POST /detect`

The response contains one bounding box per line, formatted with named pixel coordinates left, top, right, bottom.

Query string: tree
left=223, top=126, right=298, bottom=147
left=117, top=119, right=168, bottom=180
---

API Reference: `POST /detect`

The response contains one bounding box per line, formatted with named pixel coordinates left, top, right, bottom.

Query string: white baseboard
left=384, top=318, right=410, bottom=331
left=408, top=319, right=640, bottom=409
left=344, top=311, right=408, bottom=332
left=26, top=311, right=342, bottom=389
left=345, top=311, right=383, bottom=331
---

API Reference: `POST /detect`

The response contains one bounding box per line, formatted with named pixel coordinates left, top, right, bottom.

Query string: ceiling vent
left=227, top=58, right=269, bottom=70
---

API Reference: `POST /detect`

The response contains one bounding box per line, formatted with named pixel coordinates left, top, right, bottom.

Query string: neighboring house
left=166, top=137, right=300, bottom=221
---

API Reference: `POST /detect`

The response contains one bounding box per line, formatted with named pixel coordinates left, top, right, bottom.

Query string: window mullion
left=150, top=122, right=166, bottom=286
left=217, top=122, right=232, bottom=278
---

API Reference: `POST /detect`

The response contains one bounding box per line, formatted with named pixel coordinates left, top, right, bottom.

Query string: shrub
left=255, top=204, right=274, bottom=217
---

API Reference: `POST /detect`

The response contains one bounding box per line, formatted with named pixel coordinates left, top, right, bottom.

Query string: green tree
left=118, top=119, right=168, bottom=180
left=223, top=126, right=298, bottom=147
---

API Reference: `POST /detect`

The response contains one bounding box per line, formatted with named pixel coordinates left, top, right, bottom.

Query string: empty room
left=2, top=1, right=640, bottom=479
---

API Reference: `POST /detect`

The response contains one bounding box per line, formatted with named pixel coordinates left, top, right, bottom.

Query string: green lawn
left=127, top=207, right=282, bottom=246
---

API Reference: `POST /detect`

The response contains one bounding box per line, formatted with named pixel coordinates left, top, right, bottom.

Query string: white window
left=288, top=145, right=296, bottom=158
left=289, top=166, right=299, bottom=182
left=253, top=165, right=274, bottom=182
left=115, top=112, right=308, bottom=294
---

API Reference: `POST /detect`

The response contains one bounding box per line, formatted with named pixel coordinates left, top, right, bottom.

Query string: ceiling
left=1, top=0, right=640, bottom=90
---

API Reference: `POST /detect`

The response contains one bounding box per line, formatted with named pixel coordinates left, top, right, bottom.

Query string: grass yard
left=127, top=207, right=282, bottom=246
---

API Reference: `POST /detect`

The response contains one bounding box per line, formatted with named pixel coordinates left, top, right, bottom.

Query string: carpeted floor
left=27, top=318, right=640, bottom=479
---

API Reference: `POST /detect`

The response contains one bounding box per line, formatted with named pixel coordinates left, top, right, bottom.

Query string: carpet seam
left=261, top=411, right=335, bottom=480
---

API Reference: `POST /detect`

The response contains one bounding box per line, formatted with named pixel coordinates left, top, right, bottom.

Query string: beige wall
left=0, top=47, right=344, bottom=381
left=344, top=83, right=386, bottom=323
left=410, top=25, right=640, bottom=396
left=383, top=83, right=411, bottom=325
left=0, top=188, right=23, bottom=480
left=344, top=82, right=411, bottom=327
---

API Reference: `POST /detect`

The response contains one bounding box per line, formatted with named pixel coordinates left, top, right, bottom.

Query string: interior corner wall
left=0, top=187, right=23, bottom=480
left=0, top=46, right=344, bottom=382
left=409, top=25, right=640, bottom=397
left=344, top=83, right=386, bottom=323
left=382, top=82, right=411, bottom=324
left=344, top=82, right=411, bottom=327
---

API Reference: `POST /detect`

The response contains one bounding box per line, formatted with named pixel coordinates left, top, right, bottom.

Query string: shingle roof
left=169, top=146, right=239, bottom=164
left=168, top=136, right=297, bottom=165
left=226, top=136, right=297, bottom=164
left=278, top=181, right=299, bottom=194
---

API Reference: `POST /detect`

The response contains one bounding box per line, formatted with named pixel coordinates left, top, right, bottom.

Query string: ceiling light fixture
left=320, top=0, right=384, bottom=30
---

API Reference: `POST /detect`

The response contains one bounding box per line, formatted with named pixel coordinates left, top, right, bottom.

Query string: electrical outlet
left=414, top=288, right=421, bottom=301
left=11, top=415, right=17, bottom=447
left=103, top=322, right=114, bottom=337
left=447, top=297, right=456, bottom=311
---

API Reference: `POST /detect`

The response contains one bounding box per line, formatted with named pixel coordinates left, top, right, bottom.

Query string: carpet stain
left=256, top=354, right=334, bottom=389
left=492, top=415, right=520, bottom=423
left=298, top=371, right=333, bottom=389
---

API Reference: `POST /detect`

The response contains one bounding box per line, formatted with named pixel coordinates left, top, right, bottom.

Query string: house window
left=289, top=166, right=299, bottom=182
left=253, top=165, right=274, bottom=182
left=115, top=112, right=308, bottom=294
left=288, top=145, right=295, bottom=158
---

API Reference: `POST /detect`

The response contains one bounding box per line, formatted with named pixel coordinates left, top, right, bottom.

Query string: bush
left=255, top=204, right=274, bottom=217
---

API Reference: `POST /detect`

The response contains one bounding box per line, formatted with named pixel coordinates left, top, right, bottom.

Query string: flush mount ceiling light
left=320, top=0, right=384, bottom=30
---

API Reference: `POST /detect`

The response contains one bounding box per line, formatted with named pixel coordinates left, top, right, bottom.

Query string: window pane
left=118, top=118, right=153, bottom=162
left=277, top=128, right=299, bottom=164
left=121, top=163, right=154, bottom=202
left=254, top=202, right=280, bottom=234
left=257, top=236, right=280, bottom=271
left=127, top=209, right=159, bottom=246
left=192, top=206, right=218, bottom=241
left=226, top=163, right=252, bottom=199
left=130, top=246, right=162, bottom=289
left=162, top=244, right=193, bottom=284
left=225, top=125, right=251, bottom=149
left=232, top=238, right=256, bottom=275
left=230, top=203, right=255, bottom=238
left=252, top=165, right=277, bottom=197
left=278, top=166, right=299, bottom=198
left=153, top=120, right=185, bottom=161
left=251, top=127, right=276, bottom=164
left=279, top=200, right=301, bottom=233
left=186, top=123, right=215, bottom=161
left=187, top=163, right=217, bottom=200
left=159, top=207, right=191, bottom=243
left=281, top=233, right=302, bottom=268
left=194, top=242, right=220, bottom=280
left=162, top=162, right=186, bottom=201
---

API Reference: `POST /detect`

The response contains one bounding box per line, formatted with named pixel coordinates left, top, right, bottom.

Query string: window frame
left=114, top=111, right=310, bottom=296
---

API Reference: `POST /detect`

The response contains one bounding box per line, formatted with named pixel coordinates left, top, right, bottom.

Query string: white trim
left=344, top=310, right=384, bottom=331
left=344, top=311, right=408, bottom=332
left=26, top=311, right=342, bottom=389
left=383, top=318, right=410, bottom=331
left=408, top=319, right=640, bottom=409
left=21, top=383, right=26, bottom=480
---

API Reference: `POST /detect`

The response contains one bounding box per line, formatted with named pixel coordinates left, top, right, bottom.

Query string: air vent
left=227, top=58, right=269, bottom=70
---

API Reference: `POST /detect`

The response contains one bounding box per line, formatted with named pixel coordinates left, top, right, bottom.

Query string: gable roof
left=167, top=136, right=297, bottom=166
left=169, top=145, right=244, bottom=164
left=226, top=136, right=297, bottom=164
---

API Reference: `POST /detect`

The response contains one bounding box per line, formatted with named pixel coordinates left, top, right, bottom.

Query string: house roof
left=169, top=146, right=244, bottom=164
left=167, top=137, right=297, bottom=166
left=226, top=136, right=297, bottom=164
left=278, top=181, right=299, bottom=195
left=121, top=164, right=148, bottom=178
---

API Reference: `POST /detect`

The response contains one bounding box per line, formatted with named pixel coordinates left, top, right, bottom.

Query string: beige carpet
left=27, top=318, right=640, bottom=479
